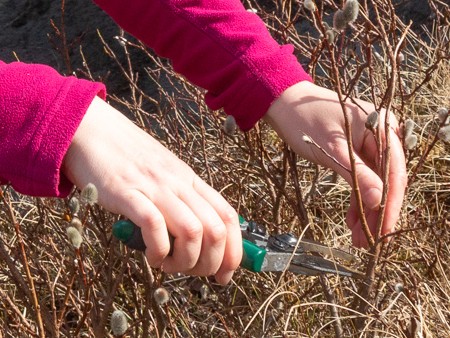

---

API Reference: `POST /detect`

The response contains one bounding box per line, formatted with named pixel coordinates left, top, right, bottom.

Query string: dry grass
left=0, top=0, right=449, bottom=337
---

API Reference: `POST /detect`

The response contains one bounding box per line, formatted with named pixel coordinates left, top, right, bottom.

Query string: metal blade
left=298, top=238, right=356, bottom=262
left=259, top=252, right=293, bottom=272
left=290, top=255, right=364, bottom=278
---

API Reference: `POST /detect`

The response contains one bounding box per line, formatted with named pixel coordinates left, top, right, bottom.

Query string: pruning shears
left=112, top=215, right=363, bottom=279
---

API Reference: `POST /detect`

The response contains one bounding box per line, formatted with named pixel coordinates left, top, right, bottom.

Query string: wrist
left=263, top=81, right=322, bottom=138
left=62, top=96, right=108, bottom=186
left=264, top=81, right=321, bottom=129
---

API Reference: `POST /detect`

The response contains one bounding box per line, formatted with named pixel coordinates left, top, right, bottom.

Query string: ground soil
left=0, top=0, right=112, bottom=65
left=0, top=0, right=152, bottom=96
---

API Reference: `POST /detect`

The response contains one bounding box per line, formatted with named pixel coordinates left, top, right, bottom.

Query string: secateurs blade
left=239, top=216, right=364, bottom=278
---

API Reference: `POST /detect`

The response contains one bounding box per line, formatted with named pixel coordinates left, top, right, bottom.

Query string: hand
left=264, top=81, right=407, bottom=247
left=62, top=97, right=242, bottom=284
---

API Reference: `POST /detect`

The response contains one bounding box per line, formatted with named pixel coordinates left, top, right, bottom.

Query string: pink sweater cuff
left=0, top=62, right=106, bottom=197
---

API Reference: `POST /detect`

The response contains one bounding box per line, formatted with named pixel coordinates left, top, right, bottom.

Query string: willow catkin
left=304, top=0, right=315, bottom=12
left=70, top=217, right=83, bottom=234
left=68, top=197, right=80, bottom=215
left=325, top=29, right=336, bottom=43
left=342, top=0, right=359, bottom=23
left=404, top=119, right=414, bottom=139
left=365, top=111, right=379, bottom=130
left=110, top=310, right=128, bottom=336
left=394, top=282, right=404, bottom=294
left=438, top=125, right=450, bottom=143
left=437, top=107, right=449, bottom=124
left=66, top=227, right=83, bottom=249
left=153, top=287, right=170, bottom=305
left=405, top=135, right=418, bottom=150
left=333, top=10, right=347, bottom=31
left=223, top=115, right=237, bottom=135
left=80, top=183, right=98, bottom=205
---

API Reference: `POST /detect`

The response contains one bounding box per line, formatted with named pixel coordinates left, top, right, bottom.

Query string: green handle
left=241, top=239, right=267, bottom=273
left=112, top=219, right=147, bottom=251
left=112, top=217, right=267, bottom=273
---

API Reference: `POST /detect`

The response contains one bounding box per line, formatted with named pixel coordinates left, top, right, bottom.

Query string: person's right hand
left=62, top=96, right=242, bottom=284
left=264, top=81, right=407, bottom=248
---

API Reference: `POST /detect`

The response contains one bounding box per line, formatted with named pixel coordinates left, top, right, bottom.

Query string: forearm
left=93, top=0, right=312, bottom=130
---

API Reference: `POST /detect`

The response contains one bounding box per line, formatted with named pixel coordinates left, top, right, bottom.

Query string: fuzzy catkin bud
left=66, top=227, right=83, bottom=249
left=397, top=52, right=405, bottom=64
left=394, top=282, right=404, bottom=293
left=304, top=0, right=315, bottom=11
left=110, top=310, right=128, bottom=336
left=223, top=115, right=237, bottom=135
left=437, top=107, right=449, bottom=125
left=70, top=217, right=83, bottom=234
left=153, top=287, right=170, bottom=305
left=333, top=10, right=347, bottom=31
left=342, top=0, right=359, bottom=23
left=404, top=119, right=414, bottom=139
left=405, top=135, right=417, bottom=150
left=81, top=183, right=98, bottom=205
left=68, top=197, right=80, bottom=215
left=438, top=125, right=450, bottom=143
left=325, top=29, right=336, bottom=43
left=365, top=111, right=379, bottom=130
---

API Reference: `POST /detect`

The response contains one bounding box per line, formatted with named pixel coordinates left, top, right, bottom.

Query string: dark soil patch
left=0, top=0, right=156, bottom=99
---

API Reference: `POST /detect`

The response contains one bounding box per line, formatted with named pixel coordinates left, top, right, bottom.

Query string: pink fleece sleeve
left=0, top=61, right=106, bottom=197
left=93, top=0, right=312, bottom=131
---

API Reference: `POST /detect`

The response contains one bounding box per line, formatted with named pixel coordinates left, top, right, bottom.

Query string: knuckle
left=142, top=212, right=165, bottom=229
left=206, top=223, right=227, bottom=246
left=181, top=220, right=203, bottom=241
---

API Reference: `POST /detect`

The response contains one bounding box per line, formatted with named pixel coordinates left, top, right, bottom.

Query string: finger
left=177, top=185, right=228, bottom=277
left=154, top=191, right=203, bottom=273
left=118, top=191, right=171, bottom=267
left=382, top=129, right=407, bottom=236
left=350, top=207, right=379, bottom=248
left=347, top=193, right=371, bottom=248
left=192, top=177, right=242, bottom=284
left=215, top=217, right=242, bottom=284
left=349, top=129, right=406, bottom=244
left=346, top=193, right=358, bottom=231
left=331, top=139, right=384, bottom=211
left=351, top=224, right=366, bottom=248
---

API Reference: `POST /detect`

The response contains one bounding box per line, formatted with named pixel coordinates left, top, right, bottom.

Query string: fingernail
left=363, top=188, right=381, bottom=210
